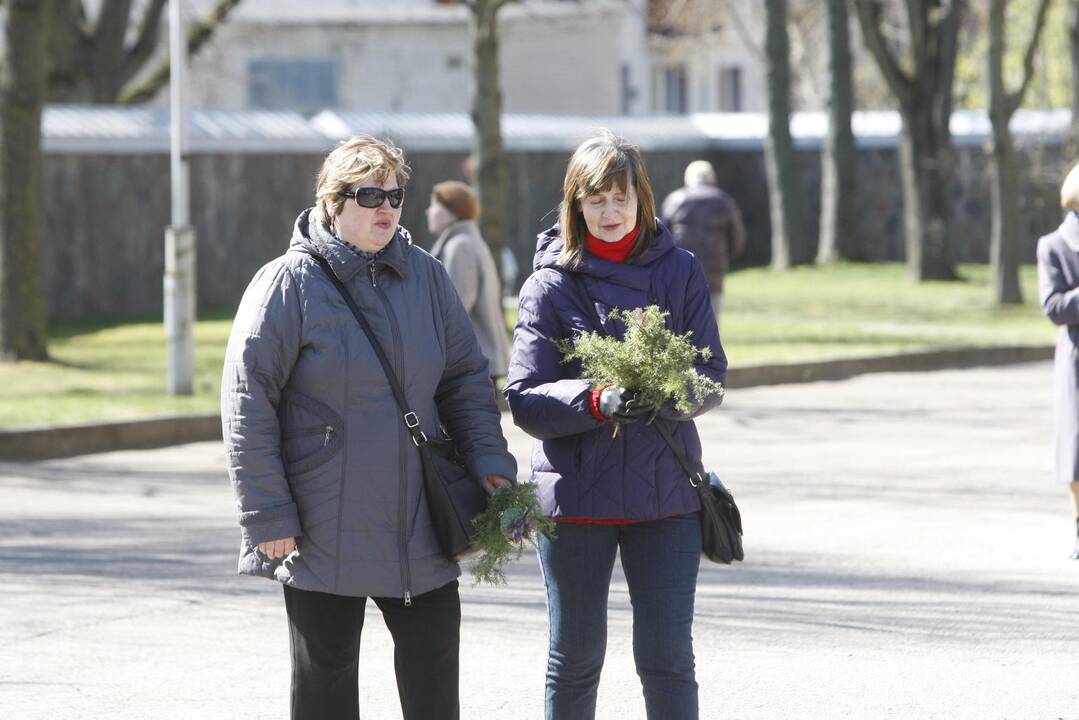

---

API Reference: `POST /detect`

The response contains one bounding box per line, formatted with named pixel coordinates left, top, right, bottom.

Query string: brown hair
left=313, top=135, right=411, bottom=227
left=557, top=129, right=657, bottom=268
left=432, top=180, right=480, bottom=220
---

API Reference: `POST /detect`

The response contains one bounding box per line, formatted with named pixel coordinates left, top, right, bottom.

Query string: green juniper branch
left=557, top=305, right=724, bottom=415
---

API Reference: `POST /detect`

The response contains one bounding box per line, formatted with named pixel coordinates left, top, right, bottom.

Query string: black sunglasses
left=339, top=187, right=405, bottom=209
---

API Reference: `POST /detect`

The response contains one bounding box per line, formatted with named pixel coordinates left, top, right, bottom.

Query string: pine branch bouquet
left=557, top=305, right=724, bottom=425
left=468, top=482, right=556, bottom=585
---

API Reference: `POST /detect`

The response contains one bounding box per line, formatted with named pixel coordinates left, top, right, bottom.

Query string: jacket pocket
left=280, top=391, right=344, bottom=476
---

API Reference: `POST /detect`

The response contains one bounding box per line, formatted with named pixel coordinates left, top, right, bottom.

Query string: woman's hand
left=481, top=474, right=513, bottom=495
left=598, top=386, right=653, bottom=424
left=258, top=537, right=296, bottom=559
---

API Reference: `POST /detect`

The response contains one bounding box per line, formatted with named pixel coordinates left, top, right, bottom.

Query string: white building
left=145, top=0, right=770, bottom=117
left=648, top=0, right=767, bottom=114
left=166, top=0, right=649, bottom=116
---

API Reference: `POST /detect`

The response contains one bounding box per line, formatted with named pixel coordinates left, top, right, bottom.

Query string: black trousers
left=283, top=580, right=461, bottom=720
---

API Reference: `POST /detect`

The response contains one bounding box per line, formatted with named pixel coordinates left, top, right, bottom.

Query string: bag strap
left=307, top=252, right=429, bottom=447
left=556, top=268, right=705, bottom=488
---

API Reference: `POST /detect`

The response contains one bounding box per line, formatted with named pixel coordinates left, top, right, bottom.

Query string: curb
left=0, top=345, right=1054, bottom=461
left=724, top=344, right=1054, bottom=388
left=0, top=415, right=221, bottom=462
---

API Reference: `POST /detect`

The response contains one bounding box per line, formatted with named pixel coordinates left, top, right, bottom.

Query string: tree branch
left=725, top=0, right=765, bottom=62
left=118, top=0, right=244, bottom=105
left=91, top=0, right=134, bottom=54
left=1006, top=0, right=1052, bottom=116
left=906, top=0, right=927, bottom=66
left=852, top=0, right=913, bottom=107
left=45, top=0, right=92, bottom=102
left=930, top=0, right=962, bottom=128
left=119, top=0, right=167, bottom=88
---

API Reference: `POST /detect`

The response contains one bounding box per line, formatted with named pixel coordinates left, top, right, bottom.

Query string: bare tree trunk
left=899, top=100, right=957, bottom=280
left=0, top=0, right=49, bottom=360
left=990, top=126, right=1022, bottom=303
left=467, top=0, right=512, bottom=283
left=764, top=0, right=808, bottom=270
left=854, top=0, right=963, bottom=282
left=817, top=0, right=857, bottom=263
left=988, top=0, right=1051, bottom=305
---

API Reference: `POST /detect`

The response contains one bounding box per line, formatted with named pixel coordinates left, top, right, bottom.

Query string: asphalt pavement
left=1, top=361, right=1077, bottom=719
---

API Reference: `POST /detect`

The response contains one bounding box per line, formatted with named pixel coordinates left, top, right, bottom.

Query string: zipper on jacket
left=369, top=264, right=378, bottom=287
left=323, top=425, right=334, bottom=447
left=371, top=273, right=414, bottom=606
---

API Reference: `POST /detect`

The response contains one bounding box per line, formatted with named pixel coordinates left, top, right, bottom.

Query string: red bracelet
left=588, top=385, right=610, bottom=422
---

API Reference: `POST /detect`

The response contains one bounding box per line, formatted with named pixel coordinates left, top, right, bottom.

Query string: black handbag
left=651, top=419, right=744, bottom=564
left=559, top=269, right=743, bottom=564
left=309, top=254, right=486, bottom=561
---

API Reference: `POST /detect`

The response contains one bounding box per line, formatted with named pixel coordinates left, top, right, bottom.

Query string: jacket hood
left=532, top=219, right=677, bottom=291
left=288, top=207, right=413, bottom=283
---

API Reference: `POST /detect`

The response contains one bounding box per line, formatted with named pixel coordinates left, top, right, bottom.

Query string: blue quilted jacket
left=504, top=221, right=727, bottom=520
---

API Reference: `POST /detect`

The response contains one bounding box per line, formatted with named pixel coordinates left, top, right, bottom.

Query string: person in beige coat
left=426, top=181, right=511, bottom=382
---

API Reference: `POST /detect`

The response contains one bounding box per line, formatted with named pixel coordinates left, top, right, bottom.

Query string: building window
left=718, top=66, right=742, bottom=112
left=248, top=59, right=339, bottom=112
left=663, top=64, right=688, bottom=114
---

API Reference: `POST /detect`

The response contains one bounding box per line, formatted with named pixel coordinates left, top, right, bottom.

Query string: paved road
left=1, top=361, right=1077, bottom=719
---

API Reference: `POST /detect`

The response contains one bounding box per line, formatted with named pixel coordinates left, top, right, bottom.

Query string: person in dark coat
left=660, top=160, right=746, bottom=317
left=1036, top=162, right=1079, bottom=559
left=221, top=135, right=515, bottom=720
left=505, top=130, right=727, bottom=720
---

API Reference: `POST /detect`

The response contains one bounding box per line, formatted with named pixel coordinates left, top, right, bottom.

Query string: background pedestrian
left=660, top=159, right=746, bottom=317
left=1036, top=161, right=1079, bottom=559
left=427, top=180, right=511, bottom=387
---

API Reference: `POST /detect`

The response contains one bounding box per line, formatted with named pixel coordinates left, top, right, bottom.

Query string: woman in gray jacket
left=426, top=180, right=510, bottom=381
left=221, top=135, right=516, bottom=720
left=1037, top=162, right=1079, bottom=560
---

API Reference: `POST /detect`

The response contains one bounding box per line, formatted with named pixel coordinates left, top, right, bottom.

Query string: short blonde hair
left=313, top=135, right=411, bottom=227
left=1062, top=163, right=1079, bottom=212
left=684, top=160, right=716, bottom=187
left=558, top=129, right=657, bottom=268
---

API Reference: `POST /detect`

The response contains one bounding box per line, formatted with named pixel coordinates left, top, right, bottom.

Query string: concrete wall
left=41, top=139, right=1066, bottom=323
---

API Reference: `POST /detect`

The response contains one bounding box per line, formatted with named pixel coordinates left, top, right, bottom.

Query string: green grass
left=0, top=263, right=1057, bottom=429
left=0, top=311, right=233, bottom=428
left=720, top=262, right=1054, bottom=365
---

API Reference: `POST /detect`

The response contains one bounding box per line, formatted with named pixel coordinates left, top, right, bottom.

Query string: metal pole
left=165, top=0, right=195, bottom=395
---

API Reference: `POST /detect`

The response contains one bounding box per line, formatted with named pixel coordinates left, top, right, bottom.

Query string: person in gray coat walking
left=1036, top=162, right=1079, bottom=560
left=426, top=180, right=510, bottom=381
left=221, top=135, right=516, bottom=720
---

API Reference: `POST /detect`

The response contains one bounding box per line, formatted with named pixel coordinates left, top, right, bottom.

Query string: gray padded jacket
left=222, top=209, right=517, bottom=599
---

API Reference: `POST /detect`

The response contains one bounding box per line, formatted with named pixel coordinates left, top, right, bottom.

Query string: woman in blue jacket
left=505, top=130, right=727, bottom=720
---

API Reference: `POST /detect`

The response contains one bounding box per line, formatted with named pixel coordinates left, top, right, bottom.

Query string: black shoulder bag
left=310, top=254, right=486, bottom=561
left=560, top=270, right=744, bottom=564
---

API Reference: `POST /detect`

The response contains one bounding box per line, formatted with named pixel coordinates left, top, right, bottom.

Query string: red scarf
left=585, top=224, right=639, bottom=263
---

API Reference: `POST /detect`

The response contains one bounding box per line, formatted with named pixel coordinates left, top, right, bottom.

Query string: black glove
left=598, top=387, right=653, bottom=424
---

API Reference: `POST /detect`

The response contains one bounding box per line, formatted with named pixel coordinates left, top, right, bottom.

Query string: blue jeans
left=537, top=513, right=702, bottom=720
